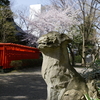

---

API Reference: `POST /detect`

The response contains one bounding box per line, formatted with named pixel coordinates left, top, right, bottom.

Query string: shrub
left=10, top=60, right=23, bottom=70
left=10, top=57, right=43, bottom=69
left=75, top=55, right=82, bottom=63
left=22, top=57, right=42, bottom=68
left=95, top=59, right=100, bottom=67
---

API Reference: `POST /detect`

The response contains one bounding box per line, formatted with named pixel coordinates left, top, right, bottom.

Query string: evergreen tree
left=0, top=0, right=18, bottom=43
left=0, top=0, right=10, bottom=6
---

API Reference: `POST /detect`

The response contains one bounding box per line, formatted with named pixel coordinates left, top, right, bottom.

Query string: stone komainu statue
left=37, top=31, right=99, bottom=100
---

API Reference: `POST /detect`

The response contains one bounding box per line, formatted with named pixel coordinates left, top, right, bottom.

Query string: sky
left=9, top=0, right=50, bottom=9
left=9, top=0, right=51, bottom=28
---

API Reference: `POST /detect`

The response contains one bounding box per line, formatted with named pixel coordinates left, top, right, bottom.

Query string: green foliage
left=10, top=57, right=43, bottom=70
left=84, top=94, right=100, bottom=100
left=95, top=59, right=100, bottom=66
left=0, top=1, right=18, bottom=43
left=73, top=34, right=83, bottom=45
left=75, top=55, right=82, bottom=63
left=89, top=59, right=100, bottom=71
left=10, top=60, right=22, bottom=70
left=22, top=57, right=42, bottom=68
left=0, top=0, right=10, bottom=6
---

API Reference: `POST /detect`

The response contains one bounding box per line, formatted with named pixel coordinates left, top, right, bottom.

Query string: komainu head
left=37, top=31, right=71, bottom=49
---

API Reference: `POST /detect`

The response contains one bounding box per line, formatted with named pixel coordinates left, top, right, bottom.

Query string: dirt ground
left=0, top=67, right=47, bottom=100
left=0, top=67, right=92, bottom=100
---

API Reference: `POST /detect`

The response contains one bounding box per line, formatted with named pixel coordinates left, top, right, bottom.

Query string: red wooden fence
left=0, top=43, right=40, bottom=69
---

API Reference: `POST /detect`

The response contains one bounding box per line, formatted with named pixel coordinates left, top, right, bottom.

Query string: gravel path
left=0, top=67, right=47, bottom=100
left=0, top=67, right=92, bottom=100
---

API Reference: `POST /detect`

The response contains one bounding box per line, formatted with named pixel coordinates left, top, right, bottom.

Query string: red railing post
left=2, top=45, right=6, bottom=69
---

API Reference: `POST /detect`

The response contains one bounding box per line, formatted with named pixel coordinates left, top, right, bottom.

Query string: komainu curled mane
left=37, top=31, right=99, bottom=100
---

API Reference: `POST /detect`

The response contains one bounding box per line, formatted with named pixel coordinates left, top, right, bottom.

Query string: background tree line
left=50, top=0, right=100, bottom=67
left=2, top=0, right=100, bottom=67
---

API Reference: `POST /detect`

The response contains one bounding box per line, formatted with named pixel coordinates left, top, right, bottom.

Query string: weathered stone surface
left=37, top=31, right=99, bottom=100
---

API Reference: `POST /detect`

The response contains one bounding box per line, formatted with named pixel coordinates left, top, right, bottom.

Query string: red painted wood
left=0, top=43, right=40, bottom=69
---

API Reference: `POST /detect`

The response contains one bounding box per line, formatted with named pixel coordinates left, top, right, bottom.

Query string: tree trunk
left=82, top=33, right=86, bottom=67
left=2, top=32, right=6, bottom=43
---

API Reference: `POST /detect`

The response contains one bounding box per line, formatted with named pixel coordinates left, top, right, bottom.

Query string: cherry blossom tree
left=28, top=5, right=80, bottom=37
left=17, top=3, right=80, bottom=47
